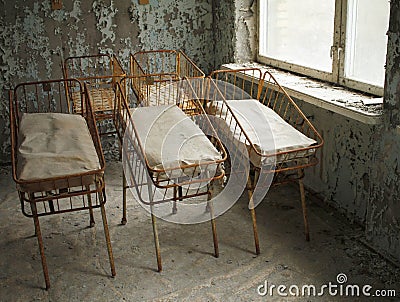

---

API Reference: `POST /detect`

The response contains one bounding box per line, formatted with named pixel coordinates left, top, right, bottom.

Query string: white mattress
left=209, top=99, right=316, bottom=167
left=128, top=104, right=221, bottom=179
left=17, top=113, right=101, bottom=192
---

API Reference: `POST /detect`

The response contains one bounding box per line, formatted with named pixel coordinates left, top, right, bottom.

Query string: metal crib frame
left=130, top=49, right=205, bottom=106
left=63, top=53, right=126, bottom=135
left=9, top=79, right=115, bottom=289
left=208, top=68, right=324, bottom=254
left=113, top=76, right=227, bottom=272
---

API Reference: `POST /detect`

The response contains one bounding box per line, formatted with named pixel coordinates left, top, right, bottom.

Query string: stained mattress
left=208, top=99, right=317, bottom=167
left=16, top=113, right=101, bottom=192
left=127, top=104, right=221, bottom=179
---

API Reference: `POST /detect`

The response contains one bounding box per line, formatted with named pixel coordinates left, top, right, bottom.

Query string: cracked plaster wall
left=0, top=0, right=216, bottom=163
left=279, top=3, right=400, bottom=262
left=227, top=1, right=400, bottom=262
left=233, top=0, right=257, bottom=63
left=284, top=73, right=400, bottom=262
left=1, top=0, right=397, bottom=262
left=212, top=0, right=235, bottom=67
left=367, top=1, right=400, bottom=262
left=210, top=0, right=257, bottom=69
left=274, top=4, right=400, bottom=262
left=295, top=101, right=376, bottom=225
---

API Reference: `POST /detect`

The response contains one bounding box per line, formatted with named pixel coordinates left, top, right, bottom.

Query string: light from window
left=344, top=0, right=390, bottom=87
left=258, top=0, right=391, bottom=95
left=259, top=0, right=335, bottom=72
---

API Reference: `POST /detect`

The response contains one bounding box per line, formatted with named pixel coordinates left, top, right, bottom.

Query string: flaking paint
left=0, top=0, right=217, bottom=163
left=1, top=0, right=399, bottom=263
left=229, top=0, right=400, bottom=262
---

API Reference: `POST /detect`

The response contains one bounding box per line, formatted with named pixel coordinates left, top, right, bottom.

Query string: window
left=258, top=0, right=390, bottom=96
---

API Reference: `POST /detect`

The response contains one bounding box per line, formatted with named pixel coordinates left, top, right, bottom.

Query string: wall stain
left=1, top=0, right=398, bottom=262
left=92, top=0, right=117, bottom=45
left=0, top=0, right=217, bottom=162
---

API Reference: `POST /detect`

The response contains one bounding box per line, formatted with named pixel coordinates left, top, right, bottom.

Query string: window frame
left=257, top=0, right=386, bottom=96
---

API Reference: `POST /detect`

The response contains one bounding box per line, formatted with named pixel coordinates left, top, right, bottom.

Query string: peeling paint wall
left=368, top=129, right=400, bottom=261
left=212, top=0, right=235, bottom=68
left=283, top=76, right=400, bottom=262
left=211, top=0, right=257, bottom=67
left=1, top=0, right=399, bottom=262
left=296, top=101, right=377, bottom=224
left=384, top=1, right=400, bottom=126
left=0, top=0, right=215, bottom=163
left=233, top=0, right=257, bottom=63
left=225, top=1, right=400, bottom=262
left=131, top=0, right=215, bottom=72
left=367, top=1, right=400, bottom=262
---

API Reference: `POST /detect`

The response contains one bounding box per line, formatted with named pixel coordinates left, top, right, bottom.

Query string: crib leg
left=150, top=209, right=162, bottom=272
left=207, top=189, right=219, bottom=258
left=99, top=188, right=116, bottom=277
left=172, top=187, right=178, bottom=215
left=121, top=169, right=127, bottom=225
left=298, top=169, right=310, bottom=241
left=118, top=141, right=122, bottom=161
left=249, top=208, right=260, bottom=255
left=247, top=170, right=260, bottom=255
left=86, top=185, right=95, bottom=228
left=30, top=201, right=50, bottom=290
left=27, top=193, right=39, bottom=237
left=48, top=200, right=55, bottom=213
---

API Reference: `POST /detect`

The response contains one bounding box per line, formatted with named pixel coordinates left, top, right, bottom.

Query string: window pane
left=259, top=0, right=335, bottom=72
left=344, top=0, right=390, bottom=86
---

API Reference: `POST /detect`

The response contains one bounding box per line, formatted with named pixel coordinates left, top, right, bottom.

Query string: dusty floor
left=1, top=160, right=399, bottom=301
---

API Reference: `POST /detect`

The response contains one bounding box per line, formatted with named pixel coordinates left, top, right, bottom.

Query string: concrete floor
left=0, top=161, right=399, bottom=301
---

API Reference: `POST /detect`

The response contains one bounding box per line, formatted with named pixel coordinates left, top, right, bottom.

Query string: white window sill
left=222, top=63, right=383, bottom=125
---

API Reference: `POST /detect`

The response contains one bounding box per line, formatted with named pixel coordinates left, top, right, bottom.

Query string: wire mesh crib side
left=209, top=68, right=263, bottom=101
left=130, top=49, right=204, bottom=78
left=209, top=68, right=324, bottom=174
left=113, top=78, right=226, bottom=209
left=259, top=70, right=323, bottom=171
left=63, top=54, right=125, bottom=121
left=63, top=53, right=125, bottom=83
left=9, top=78, right=116, bottom=290
left=10, top=79, right=106, bottom=216
left=130, top=50, right=205, bottom=106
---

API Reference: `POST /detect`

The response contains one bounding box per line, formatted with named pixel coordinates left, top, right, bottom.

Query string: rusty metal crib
left=113, top=75, right=227, bottom=272
left=9, top=79, right=115, bottom=290
left=63, top=53, right=126, bottom=135
left=129, top=49, right=205, bottom=107
left=207, top=69, right=324, bottom=254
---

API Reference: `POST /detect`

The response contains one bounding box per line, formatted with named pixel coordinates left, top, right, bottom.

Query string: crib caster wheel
left=121, top=218, right=127, bottom=225
left=89, top=221, right=95, bottom=228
